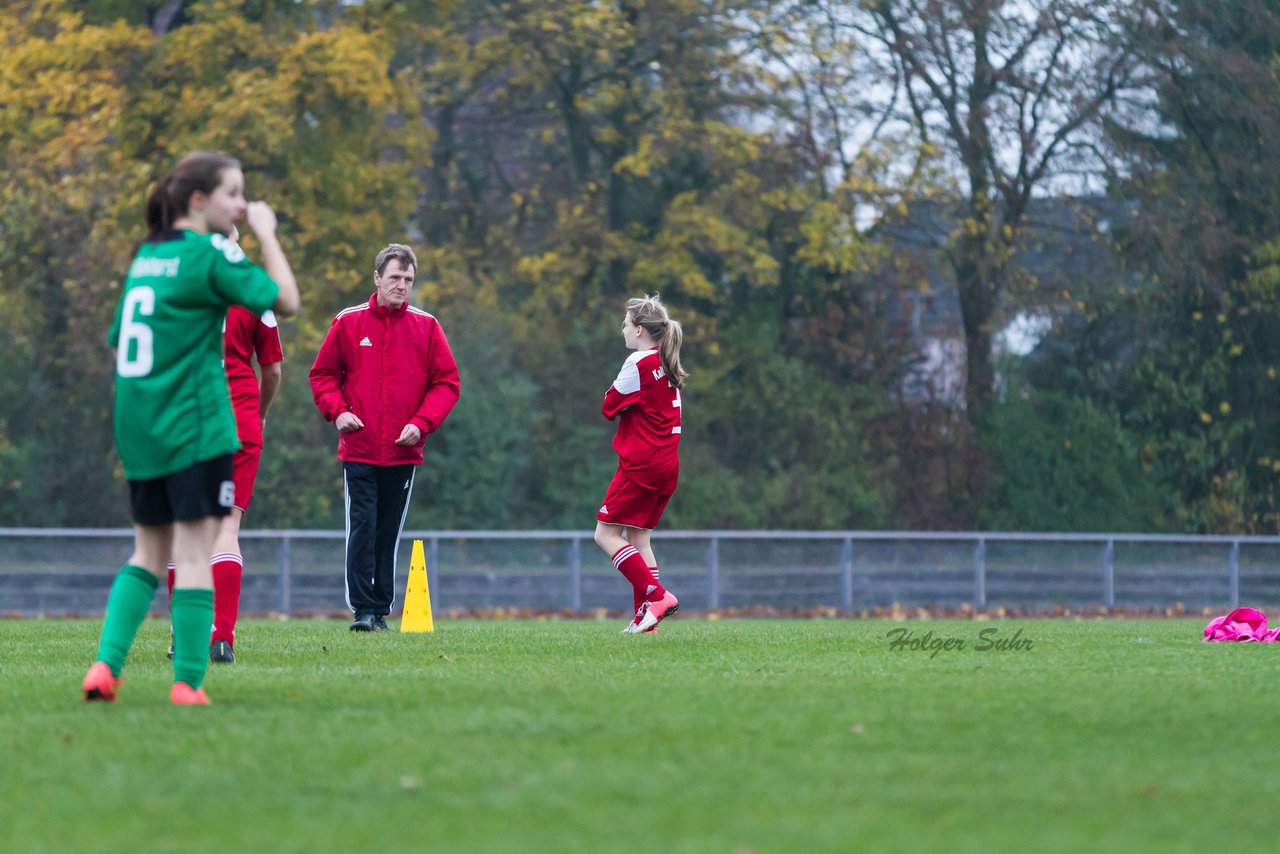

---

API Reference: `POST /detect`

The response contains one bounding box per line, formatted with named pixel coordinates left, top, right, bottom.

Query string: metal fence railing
left=2, top=528, right=1278, bottom=616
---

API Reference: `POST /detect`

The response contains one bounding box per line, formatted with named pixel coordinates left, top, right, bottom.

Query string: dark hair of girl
left=144, top=151, right=240, bottom=241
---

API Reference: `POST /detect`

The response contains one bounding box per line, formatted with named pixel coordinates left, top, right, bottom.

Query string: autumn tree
left=0, top=2, right=153, bottom=523
left=854, top=0, right=1141, bottom=433
left=1100, top=0, right=1280, bottom=531
left=0, top=0, right=428, bottom=526
left=382, top=0, right=915, bottom=527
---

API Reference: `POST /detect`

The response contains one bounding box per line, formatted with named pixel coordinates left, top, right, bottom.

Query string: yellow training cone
left=401, top=539, right=435, bottom=633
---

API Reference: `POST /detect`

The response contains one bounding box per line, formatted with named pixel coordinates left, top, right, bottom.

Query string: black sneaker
left=167, top=625, right=174, bottom=660
left=350, top=613, right=377, bottom=632
left=373, top=615, right=390, bottom=632
left=210, top=640, right=235, bottom=664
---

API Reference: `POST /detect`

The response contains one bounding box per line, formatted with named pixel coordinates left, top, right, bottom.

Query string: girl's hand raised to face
left=244, top=201, right=277, bottom=237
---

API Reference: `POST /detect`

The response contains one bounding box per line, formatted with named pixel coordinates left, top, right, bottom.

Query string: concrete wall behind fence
left=2, top=528, right=1279, bottom=617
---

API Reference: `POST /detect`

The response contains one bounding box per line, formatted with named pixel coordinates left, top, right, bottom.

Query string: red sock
left=211, top=552, right=243, bottom=646
left=633, top=566, right=660, bottom=621
left=166, top=561, right=175, bottom=599
left=613, top=546, right=666, bottom=604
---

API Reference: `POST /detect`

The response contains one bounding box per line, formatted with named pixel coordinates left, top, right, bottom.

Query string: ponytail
left=626, top=294, right=688, bottom=390
left=142, top=151, right=240, bottom=241
left=658, top=318, right=687, bottom=390
left=144, top=174, right=177, bottom=240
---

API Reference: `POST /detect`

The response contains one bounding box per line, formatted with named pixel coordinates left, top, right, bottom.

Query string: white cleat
left=635, top=591, right=679, bottom=633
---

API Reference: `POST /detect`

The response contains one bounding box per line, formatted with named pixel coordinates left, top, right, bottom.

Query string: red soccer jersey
left=602, top=349, right=682, bottom=493
left=309, top=294, right=461, bottom=467
left=223, top=305, right=284, bottom=448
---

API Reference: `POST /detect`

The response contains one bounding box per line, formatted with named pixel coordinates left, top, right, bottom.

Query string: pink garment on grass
left=1203, top=607, right=1280, bottom=642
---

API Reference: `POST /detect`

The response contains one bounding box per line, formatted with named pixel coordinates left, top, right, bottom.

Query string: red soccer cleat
left=170, top=683, right=210, bottom=706
left=83, top=662, right=122, bottom=703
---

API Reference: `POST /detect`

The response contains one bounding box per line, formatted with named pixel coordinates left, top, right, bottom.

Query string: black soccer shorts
left=128, top=454, right=235, bottom=525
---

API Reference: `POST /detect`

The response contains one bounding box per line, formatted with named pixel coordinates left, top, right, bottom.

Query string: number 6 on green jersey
left=116, top=287, right=156, bottom=378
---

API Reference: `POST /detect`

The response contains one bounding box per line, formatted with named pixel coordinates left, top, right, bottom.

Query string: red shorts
left=232, top=441, right=262, bottom=512
left=596, top=469, right=673, bottom=530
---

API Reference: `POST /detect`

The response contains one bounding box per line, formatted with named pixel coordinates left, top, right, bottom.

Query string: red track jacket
left=309, top=294, right=460, bottom=466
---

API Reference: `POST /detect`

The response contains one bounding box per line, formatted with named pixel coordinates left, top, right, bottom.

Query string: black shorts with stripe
left=128, top=454, right=235, bottom=525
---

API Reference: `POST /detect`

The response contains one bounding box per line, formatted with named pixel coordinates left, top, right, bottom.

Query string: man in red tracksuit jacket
left=309, top=243, right=460, bottom=631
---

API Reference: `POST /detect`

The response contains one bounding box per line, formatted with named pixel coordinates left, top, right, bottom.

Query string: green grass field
left=1, top=617, right=1274, bottom=852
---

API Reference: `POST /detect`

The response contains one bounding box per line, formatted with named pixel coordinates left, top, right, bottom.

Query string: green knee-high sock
left=171, top=588, right=214, bottom=689
left=95, top=564, right=160, bottom=677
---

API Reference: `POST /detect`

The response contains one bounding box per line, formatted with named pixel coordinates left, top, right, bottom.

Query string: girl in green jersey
left=84, top=152, right=300, bottom=705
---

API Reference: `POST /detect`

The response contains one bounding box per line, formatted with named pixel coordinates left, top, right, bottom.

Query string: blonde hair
left=627, top=294, right=687, bottom=390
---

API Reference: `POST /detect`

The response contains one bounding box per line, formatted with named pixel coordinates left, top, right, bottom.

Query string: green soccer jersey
left=109, top=230, right=279, bottom=481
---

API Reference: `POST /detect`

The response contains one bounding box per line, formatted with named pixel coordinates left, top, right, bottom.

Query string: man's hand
left=394, top=424, right=422, bottom=446
left=336, top=412, right=365, bottom=433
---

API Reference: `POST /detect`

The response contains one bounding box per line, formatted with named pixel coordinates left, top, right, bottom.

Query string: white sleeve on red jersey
left=603, top=350, right=655, bottom=420
left=254, top=311, right=285, bottom=365
left=610, top=351, right=647, bottom=395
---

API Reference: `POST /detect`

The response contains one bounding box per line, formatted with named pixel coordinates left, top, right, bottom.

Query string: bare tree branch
left=152, top=0, right=186, bottom=36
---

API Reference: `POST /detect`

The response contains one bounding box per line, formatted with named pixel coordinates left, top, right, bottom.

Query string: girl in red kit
left=593, top=295, right=687, bottom=634
left=164, top=228, right=284, bottom=665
